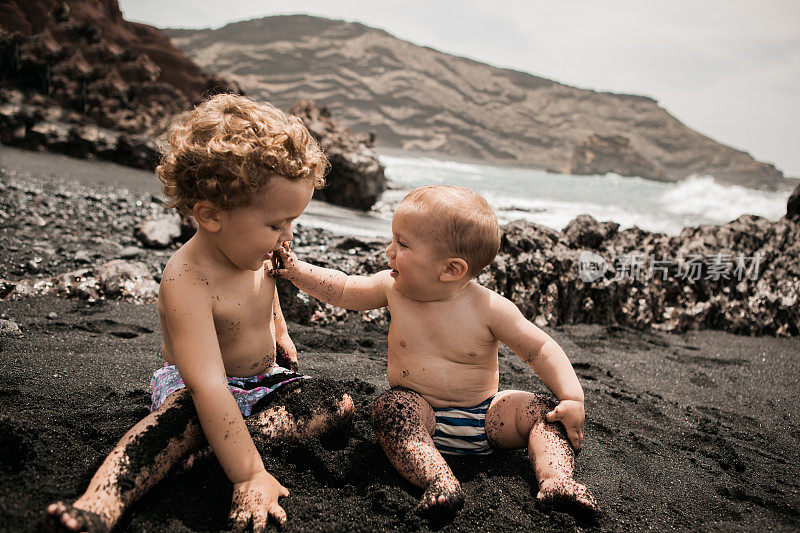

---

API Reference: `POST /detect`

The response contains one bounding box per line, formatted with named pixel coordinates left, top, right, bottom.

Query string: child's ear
left=193, top=201, right=221, bottom=232
left=440, top=258, right=469, bottom=283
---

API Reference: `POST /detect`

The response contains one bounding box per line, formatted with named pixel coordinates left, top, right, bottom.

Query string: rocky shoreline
left=2, top=161, right=798, bottom=337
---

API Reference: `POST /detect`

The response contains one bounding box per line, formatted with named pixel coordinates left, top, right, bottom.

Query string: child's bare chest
left=388, top=298, right=495, bottom=362
left=210, top=270, right=275, bottom=359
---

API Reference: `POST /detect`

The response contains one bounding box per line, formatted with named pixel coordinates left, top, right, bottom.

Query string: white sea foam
left=299, top=155, right=790, bottom=238
left=380, top=155, right=488, bottom=179
left=659, top=175, right=787, bottom=222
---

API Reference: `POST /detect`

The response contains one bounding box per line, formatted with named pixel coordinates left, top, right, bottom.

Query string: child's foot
left=536, top=477, right=599, bottom=519
left=40, top=502, right=108, bottom=532
left=415, top=476, right=465, bottom=518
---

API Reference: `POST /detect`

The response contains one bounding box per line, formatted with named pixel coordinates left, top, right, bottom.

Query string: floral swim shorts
left=150, top=363, right=309, bottom=417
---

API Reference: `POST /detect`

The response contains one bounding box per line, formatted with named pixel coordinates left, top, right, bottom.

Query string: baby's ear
left=440, top=258, right=469, bottom=283
left=193, top=201, right=221, bottom=232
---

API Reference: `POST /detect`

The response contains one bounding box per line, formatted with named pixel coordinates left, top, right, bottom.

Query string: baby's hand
left=229, top=470, right=290, bottom=532
left=545, top=399, right=585, bottom=451
left=268, top=242, right=300, bottom=281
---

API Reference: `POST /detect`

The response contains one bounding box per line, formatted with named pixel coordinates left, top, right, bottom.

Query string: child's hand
left=229, top=470, right=290, bottom=531
left=268, top=242, right=300, bottom=281
left=545, top=400, right=585, bottom=451
left=276, top=335, right=299, bottom=372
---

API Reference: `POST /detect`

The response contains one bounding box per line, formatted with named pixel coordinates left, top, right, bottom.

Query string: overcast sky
left=119, top=0, right=800, bottom=177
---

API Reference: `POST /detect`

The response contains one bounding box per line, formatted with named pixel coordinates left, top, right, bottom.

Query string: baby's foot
left=415, top=476, right=465, bottom=518
left=39, top=502, right=108, bottom=532
left=536, top=477, right=600, bottom=519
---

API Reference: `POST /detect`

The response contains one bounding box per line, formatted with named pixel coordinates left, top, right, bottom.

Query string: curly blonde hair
left=156, top=94, right=328, bottom=214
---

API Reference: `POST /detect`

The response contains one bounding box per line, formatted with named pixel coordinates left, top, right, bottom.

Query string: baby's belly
left=388, top=355, right=498, bottom=408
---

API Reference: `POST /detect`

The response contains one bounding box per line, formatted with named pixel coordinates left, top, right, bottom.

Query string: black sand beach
left=1, top=146, right=799, bottom=531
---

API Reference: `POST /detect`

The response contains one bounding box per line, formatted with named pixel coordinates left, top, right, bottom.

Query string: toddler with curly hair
left=42, top=94, right=354, bottom=532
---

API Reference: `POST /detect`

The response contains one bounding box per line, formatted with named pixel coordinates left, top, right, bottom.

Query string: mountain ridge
left=167, top=14, right=786, bottom=190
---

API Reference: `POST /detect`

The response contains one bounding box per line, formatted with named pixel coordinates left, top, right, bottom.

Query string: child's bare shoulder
left=468, top=281, right=504, bottom=303
left=472, top=283, right=521, bottom=321
left=159, top=251, right=214, bottom=306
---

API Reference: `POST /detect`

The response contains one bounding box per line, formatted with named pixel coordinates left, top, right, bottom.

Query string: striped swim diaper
left=431, top=395, right=495, bottom=455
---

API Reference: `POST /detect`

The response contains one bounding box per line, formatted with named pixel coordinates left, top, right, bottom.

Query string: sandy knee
left=293, top=379, right=355, bottom=436
left=517, top=394, right=557, bottom=433
left=372, top=387, right=435, bottom=441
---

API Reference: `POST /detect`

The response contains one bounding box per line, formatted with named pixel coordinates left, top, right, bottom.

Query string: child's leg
left=247, top=378, right=354, bottom=440
left=42, top=389, right=203, bottom=532
left=370, top=387, right=464, bottom=516
left=485, top=390, right=598, bottom=516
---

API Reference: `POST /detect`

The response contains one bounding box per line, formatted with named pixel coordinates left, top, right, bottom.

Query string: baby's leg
left=371, top=387, right=464, bottom=516
left=41, top=389, right=203, bottom=532
left=248, top=378, right=354, bottom=440
left=485, top=390, right=598, bottom=517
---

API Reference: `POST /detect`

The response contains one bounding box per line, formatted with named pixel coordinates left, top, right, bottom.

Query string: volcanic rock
left=0, top=0, right=241, bottom=170
left=290, top=99, right=387, bottom=210
left=0, top=318, right=22, bottom=336
left=560, top=214, right=621, bottom=250
left=1, top=167, right=797, bottom=336
left=95, top=259, right=158, bottom=299
left=787, top=183, right=800, bottom=220
left=134, top=213, right=182, bottom=249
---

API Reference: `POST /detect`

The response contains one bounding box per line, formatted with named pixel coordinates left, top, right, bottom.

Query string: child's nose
left=281, top=224, right=293, bottom=242
left=385, top=244, right=395, bottom=258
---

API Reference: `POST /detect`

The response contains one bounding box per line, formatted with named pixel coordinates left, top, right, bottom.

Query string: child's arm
left=270, top=242, right=389, bottom=311
left=160, top=275, right=289, bottom=526
left=487, top=293, right=585, bottom=450
left=273, top=286, right=299, bottom=371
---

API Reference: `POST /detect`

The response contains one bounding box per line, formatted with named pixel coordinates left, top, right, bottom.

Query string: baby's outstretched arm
left=269, top=242, right=390, bottom=311
left=487, top=293, right=585, bottom=449
left=161, top=274, right=289, bottom=528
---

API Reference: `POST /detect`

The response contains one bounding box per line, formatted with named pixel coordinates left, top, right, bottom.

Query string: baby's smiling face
left=385, top=205, right=448, bottom=300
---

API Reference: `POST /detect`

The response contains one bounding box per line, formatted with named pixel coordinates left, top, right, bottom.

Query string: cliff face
left=0, top=0, right=241, bottom=169
left=167, top=15, right=786, bottom=190
left=1, top=0, right=235, bottom=106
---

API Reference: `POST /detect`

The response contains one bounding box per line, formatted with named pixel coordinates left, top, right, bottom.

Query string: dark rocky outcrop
left=289, top=99, right=387, bottom=210
left=3, top=159, right=797, bottom=336
left=480, top=214, right=799, bottom=336
left=1, top=0, right=237, bottom=104
left=169, top=15, right=788, bottom=190
left=0, top=0, right=241, bottom=170
left=274, top=203, right=800, bottom=337
left=1, top=5, right=388, bottom=210
left=787, top=183, right=800, bottom=220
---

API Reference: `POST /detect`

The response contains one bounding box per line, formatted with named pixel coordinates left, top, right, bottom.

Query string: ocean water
left=298, top=154, right=791, bottom=239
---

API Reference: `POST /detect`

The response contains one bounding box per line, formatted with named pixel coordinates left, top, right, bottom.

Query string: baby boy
left=271, top=185, right=598, bottom=517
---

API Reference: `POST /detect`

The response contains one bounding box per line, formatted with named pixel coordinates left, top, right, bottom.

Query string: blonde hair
left=401, top=185, right=500, bottom=277
left=156, top=93, right=328, bottom=214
